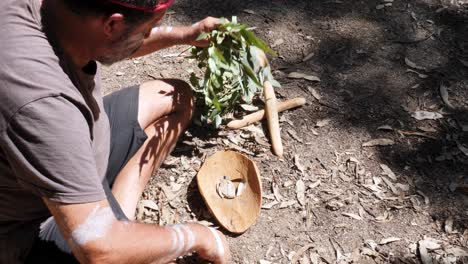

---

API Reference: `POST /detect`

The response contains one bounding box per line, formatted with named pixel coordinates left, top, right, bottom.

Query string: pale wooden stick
left=263, top=81, right=283, bottom=157
left=226, top=97, right=306, bottom=130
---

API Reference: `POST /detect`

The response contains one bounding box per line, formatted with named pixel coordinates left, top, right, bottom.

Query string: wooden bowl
left=197, top=150, right=262, bottom=234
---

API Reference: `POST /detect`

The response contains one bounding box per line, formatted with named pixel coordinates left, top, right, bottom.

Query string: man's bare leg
left=111, top=79, right=194, bottom=219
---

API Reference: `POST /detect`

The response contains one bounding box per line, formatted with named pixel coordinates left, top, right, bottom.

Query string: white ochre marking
left=208, top=227, right=225, bottom=258
left=179, top=225, right=195, bottom=252
left=71, top=206, right=114, bottom=246
left=167, top=226, right=179, bottom=254
left=164, top=26, right=173, bottom=33
left=171, top=225, right=185, bottom=256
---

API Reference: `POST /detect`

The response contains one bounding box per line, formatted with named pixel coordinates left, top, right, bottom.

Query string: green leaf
left=196, top=32, right=210, bottom=41
left=240, top=29, right=277, bottom=56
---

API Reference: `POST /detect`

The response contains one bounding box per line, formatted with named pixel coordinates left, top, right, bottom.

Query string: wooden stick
left=226, top=97, right=306, bottom=130
left=263, top=81, right=283, bottom=157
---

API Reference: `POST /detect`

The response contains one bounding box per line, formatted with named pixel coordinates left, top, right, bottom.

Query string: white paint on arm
left=39, top=216, right=72, bottom=253
left=71, top=206, right=115, bottom=246
left=208, top=227, right=225, bottom=259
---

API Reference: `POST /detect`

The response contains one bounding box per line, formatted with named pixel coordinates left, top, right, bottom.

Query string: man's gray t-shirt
left=0, top=0, right=110, bottom=261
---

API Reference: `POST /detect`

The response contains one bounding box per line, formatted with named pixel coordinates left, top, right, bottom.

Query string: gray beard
left=97, top=32, right=144, bottom=66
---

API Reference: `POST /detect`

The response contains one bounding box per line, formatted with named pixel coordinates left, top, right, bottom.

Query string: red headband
left=108, top=0, right=174, bottom=12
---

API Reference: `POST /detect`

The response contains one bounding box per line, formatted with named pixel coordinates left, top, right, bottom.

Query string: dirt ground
left=101, top=0, right=468, bottom=263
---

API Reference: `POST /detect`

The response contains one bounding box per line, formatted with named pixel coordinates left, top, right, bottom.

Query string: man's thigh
left=103, top=85, right=149, bottom=186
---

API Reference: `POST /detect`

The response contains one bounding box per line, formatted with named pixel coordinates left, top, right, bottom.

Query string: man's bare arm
left=43, top=198, right=229, bottom=264
left=131, top=17, right=220, bottom=58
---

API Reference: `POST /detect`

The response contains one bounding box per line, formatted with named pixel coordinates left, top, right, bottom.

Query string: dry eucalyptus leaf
left=439, top=84, right=454, bottom=108
left=411, top=111, right=443, bottom=120
left=405, top=57, right=426, bottom=71
left=303, top=52, right=314, bottom=62
left=456, top=141, right=468, bottom=156
left=294, top=155, right=305, bottom=174
left=361, top=247, right=379, bottom=257
left=459, top=59, right=468, bottom=67
left=308, top=86, right=322, bottom=101
left=259, top=260, right=272, bottom=264
left=291, top=244, right=315, bottom=264
left=240, top=104, right=259, bottom=112
left=380, top=164, right=397, bottom=181
left=316, top=119, right=331, bottom=128
left=379, top=237, right=401, bottom=245
left=309, top=180, right=321, bottom=189
left=273, top=183, right=283, bottom=201
left=288, top=72, right=321, bottom=82
left=342, top=212, right=362, bottom=220
left=377, top=125, right=394, bottom=131
left=140, top=200, right=159, bottom=211
left=288, top=129, right=304, bottom=143
left=376, top=4, right=385, bottom=9
left=279, top=200, right=297, bottom=208
left=296, top=180, right=306, bottom=206
left=362, top=138, right=395, bottom=147
left=262, top=201, right=279, bottom=209
left=406, top=69, right=429, bottom=79
left=243, top=9, right=256, bottom=14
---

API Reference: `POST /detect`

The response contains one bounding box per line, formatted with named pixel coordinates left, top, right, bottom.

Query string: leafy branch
left=189, top=16, right=281, bottom=128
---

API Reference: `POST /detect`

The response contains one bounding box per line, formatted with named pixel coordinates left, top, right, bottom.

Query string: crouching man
left=0, top=0, right=230, bottom=263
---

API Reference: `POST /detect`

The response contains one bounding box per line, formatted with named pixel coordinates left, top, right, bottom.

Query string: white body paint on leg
left=208, top=227, right=225, bottom=258
left=71, top=206, right=114, bottom=246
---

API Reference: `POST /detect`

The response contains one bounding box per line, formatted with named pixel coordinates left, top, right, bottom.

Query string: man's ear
left=102, top=13, right=125, bottom=39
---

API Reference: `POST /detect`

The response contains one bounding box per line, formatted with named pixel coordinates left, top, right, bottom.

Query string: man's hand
left=190, top=224, right=231, bottom=264
left=183, top=17, right=222, bottom=47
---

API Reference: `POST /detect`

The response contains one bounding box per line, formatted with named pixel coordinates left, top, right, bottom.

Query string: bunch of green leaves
left=189, top=16, right=281, bottom=128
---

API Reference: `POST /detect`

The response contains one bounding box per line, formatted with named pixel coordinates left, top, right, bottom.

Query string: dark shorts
left=26, top=86, right=148, bottom=263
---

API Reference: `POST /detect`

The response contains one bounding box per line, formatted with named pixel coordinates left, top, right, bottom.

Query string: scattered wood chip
left=379, top=237, right=401, bottom=245
left=361, top=247, right=379, bottom=257
left=288, top=129, right=304, bottom=143
left=456, top=141, right=468, bottom=156
left=376, top=4, right=385, bottom=9
left=273, top=183, right=283, bottom=201
left=243, top=9, right=256, bottom=14
left=342, top=212, right=362, bottom=220
left=411, top=111, right=443, bottom=120
left=362, top=138, right=395, bottom=147
left=288, top=72, right=321, bottom=82
left=459, top=59, right=468, bottom=67
left=115, top=71, right=125, bottom=76
left=259, top=260, right=272, bottom=264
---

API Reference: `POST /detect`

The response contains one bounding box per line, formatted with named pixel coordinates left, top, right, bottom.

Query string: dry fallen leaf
left=406, top=69, right=429, bottom=79
left=411, top=111, right=443, bottom=121
left=279, top=200, right=297, bottom=208
left=296, top=180, right=306, bottom=206
left=291, top=244, right=315, bottom=264
left=288, top=72, right=321, bottom=82
left=294, top=155, right=305, bottom=174
left=303, top=52, right=314, bottom=62
left=342, top=212, right=362, bottom=220
left=379, top=237, right=401, bottom=245
left=377, top=125, right=394, bottom=131
left=243, top=9, right=256, bottom=14
left=316, top=119, right=331, bottom=128
left=140, top=200, right=159, bottom=211
left=308, top=86, right=322, bottom=101
left=262, top=201, right=279, bottom=209
left=240, top=104, right=259, bottom=112
left=439, top=84, right=454, bottom=109
left=380, top=164, right=397, bottom=180
left=405, top=57, right=426, bottom=71
left=362, top=138, right=395, bottom=147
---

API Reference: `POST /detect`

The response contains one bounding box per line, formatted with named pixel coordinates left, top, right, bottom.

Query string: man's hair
left=62, top=0, right=162, bottom=26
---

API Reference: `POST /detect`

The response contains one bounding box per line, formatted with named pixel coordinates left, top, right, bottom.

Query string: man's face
left=96, top=11, right=166, bottom=66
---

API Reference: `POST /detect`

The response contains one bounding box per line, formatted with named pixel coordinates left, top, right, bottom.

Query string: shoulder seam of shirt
left=2, top=94, right=64, bottom=134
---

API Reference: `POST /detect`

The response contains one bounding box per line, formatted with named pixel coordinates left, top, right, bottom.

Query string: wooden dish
left=197, top=150, right=262, bottom=234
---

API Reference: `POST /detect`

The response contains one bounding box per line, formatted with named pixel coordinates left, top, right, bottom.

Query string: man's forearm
left=85, top=221, right=212, bottom=264
left=131, top=26, right=194, bottom=58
